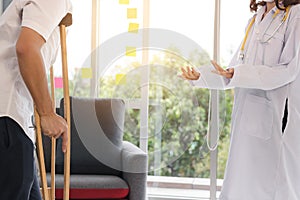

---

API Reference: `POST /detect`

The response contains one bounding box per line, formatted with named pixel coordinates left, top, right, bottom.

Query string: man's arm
left=16, top=27, right=68, bottom=152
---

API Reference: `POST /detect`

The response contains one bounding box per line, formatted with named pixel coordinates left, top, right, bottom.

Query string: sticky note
left=128, top=23, right=139, bottom=33
left=127, top=8, right=137, bottom=19
left=81, top=68, right=93, bottom=79
left=54, top=77, right=63, bottom=88
left=115, top=74, right=126, bottom=85
left=126, top=46, right=136, bottom=57
left=119, top=0, right=129, bottom=4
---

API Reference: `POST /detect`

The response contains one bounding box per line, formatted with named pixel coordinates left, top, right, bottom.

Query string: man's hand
left=40, top=113, right=68, bottom=153
left=180, top=66, right=200, bottom=80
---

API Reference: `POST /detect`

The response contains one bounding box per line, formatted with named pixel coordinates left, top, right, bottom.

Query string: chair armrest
left=121, top=141, right=147, bottom=173
left=121, top=141, right=148, bottom=200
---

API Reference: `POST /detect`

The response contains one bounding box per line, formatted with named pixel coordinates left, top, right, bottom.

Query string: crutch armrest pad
left=59, top=13, right=72, bottom=27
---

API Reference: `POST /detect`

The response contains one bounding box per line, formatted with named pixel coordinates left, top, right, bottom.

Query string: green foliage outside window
left=54, top=47, right=233, bottom=179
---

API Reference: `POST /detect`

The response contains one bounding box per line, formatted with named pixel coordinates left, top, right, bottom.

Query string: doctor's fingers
left=181, top=67, right=200, bottom=80
left=212, top=68, right=234, bottom=79
left=180, top=67, right=191, bottom=80
left=211, top=60, right=225, bottom=72
left=191, top=67, right=200, bottom=75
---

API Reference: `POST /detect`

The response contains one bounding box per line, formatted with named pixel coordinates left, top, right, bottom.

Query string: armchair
left=42, top=97, right=147, bottom=200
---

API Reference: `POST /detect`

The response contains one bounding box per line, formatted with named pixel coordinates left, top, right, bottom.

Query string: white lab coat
left=192, top=5, right=300, bottom=200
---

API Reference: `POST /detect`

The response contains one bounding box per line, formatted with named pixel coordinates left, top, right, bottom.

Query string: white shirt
left=192, top=5, right=300, bottom=200
left=0, top=0, right=72, bottom=143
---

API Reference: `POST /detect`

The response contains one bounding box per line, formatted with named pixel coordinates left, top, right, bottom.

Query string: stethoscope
left=238, top=6, right=291, bottom=61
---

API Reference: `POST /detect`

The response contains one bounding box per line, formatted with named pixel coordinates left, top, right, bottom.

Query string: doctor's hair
left=250, top=0, right=300, bottom=12
left=250, top=0, right=265, bottom=12
left=277, top=0, right=300, bottom=9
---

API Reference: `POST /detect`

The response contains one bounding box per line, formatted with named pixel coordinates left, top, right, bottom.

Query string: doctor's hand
left=211, top=60, right=234, bottom=79
left=40, top=113, right=68, bottom=153
left=180, top=66, right=200, bottom=80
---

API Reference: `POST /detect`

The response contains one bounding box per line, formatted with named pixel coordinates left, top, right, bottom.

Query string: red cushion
left=55, top=188, right=129, bottom=199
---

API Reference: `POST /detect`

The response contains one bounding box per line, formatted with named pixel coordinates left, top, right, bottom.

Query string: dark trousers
left=0, top=117, right=42, bottom=200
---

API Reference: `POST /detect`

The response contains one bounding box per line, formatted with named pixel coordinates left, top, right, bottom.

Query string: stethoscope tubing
left=238, top=6, right=290, bottom=62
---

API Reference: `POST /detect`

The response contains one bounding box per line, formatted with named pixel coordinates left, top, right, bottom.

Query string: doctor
left=182, top=0, right=300, bottom=199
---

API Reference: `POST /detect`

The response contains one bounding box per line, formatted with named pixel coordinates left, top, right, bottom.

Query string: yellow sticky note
left=128, top=23, right=139, bottom=33
left=126, top=46, right=136, bottom=57
left=119, top=0, right=129, bottom=4
left=115, top=74, right=126, bottom=85
left=81, top=68, right=93, bottom=79
left=127, top=8, right=137, bottom=19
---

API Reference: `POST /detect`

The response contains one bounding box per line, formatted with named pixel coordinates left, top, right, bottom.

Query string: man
left=0, top=0, right=72, bottom=199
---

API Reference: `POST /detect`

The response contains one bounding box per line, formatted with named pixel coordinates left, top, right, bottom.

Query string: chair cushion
left=56, top=97, right=125, bottom=176
left=47, top=174, right=129, bottom=199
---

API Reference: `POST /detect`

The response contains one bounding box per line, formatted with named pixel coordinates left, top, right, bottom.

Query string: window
left=52, top=0, right=92, bottom=104
left=51, top=0, right=255, bottom=199
left=78, top=0, right=216, bottom=180
left=148, top=0, right=214, bottom=178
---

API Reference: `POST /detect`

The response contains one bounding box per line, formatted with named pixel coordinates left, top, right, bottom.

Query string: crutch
left=35, top=13, right=72, bottom=200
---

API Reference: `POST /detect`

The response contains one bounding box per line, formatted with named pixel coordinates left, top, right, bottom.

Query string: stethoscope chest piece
left=238, top=51, right=245, bottom=61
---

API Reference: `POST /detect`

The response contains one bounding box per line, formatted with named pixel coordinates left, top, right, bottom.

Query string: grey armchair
left=42, top=97, right=147, bottom=200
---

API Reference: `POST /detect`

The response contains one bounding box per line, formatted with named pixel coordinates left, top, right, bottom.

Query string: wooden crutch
left=35, top=13, right=72, bottom=200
